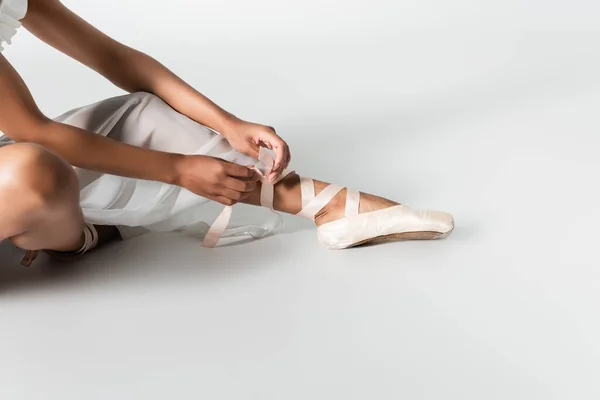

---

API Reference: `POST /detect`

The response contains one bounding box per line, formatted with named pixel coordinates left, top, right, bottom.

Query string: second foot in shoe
left=21, top=224, right=123, bottom=267
left=44, top=224, right=122, bottom=262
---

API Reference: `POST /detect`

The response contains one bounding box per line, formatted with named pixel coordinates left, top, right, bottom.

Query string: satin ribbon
left=202, top=148, right=361, bottom=248
left=202, top=148, right=294, bottom=248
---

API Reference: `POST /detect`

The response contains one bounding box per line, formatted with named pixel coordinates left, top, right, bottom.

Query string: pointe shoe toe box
left=317, top=205, right=454, bottom=250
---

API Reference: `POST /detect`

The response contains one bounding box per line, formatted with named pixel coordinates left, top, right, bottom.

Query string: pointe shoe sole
left=350, top=227, right=454, bottom=248
left=317, top=205, right=454, bottom=250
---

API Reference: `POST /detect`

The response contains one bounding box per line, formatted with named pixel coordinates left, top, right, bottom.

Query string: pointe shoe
left=296, top=178, right=454, bottom=249
left=21, top=222, right=100, bottom=267
left=318, top=206, right=454, bottom=249
left=202, top=149, right=454, bottom=249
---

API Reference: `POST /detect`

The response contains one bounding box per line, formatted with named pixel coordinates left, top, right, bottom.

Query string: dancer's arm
left=22, top=0, right=290, bottom=183
left=0, top=55, right=259, bottom=205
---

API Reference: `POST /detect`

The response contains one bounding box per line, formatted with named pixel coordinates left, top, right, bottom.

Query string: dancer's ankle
left=314, top=189, right=346, bottom=226
left=315, top=191, right=400, bottom=226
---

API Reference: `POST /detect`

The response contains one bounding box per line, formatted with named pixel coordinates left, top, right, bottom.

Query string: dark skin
left=0, top=0, right=398, bottom=255
left=1, top=0, right=291, bottom=204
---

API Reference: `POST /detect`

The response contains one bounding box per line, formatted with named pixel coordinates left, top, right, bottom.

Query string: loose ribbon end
left=202, top=205, right=233, bottom=248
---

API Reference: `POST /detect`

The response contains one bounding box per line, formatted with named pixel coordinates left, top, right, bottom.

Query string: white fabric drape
left=1, top=92, right=284, bottom=241
left=0, top=0, right=283, bottom=243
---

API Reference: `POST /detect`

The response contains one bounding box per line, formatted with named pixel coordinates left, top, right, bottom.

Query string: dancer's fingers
left=224, top=162, right=260, bottom=181
left=224, top=176, right=257, bottom=193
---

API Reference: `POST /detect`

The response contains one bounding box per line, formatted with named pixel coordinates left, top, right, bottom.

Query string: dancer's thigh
left=56, top=92, right=256, bottom=164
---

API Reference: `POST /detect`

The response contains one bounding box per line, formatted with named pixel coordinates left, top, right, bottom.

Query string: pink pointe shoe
left=203, top=150, right=454, bottom=249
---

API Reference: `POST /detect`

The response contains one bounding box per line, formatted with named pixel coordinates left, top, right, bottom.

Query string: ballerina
left=0, top=0, right=453, bottom=267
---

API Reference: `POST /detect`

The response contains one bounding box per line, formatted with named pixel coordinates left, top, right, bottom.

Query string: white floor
left=2, top=0, right=600, bottom=398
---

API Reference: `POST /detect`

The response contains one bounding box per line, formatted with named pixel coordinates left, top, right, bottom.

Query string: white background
left=2, top=0, right=600, bottom=398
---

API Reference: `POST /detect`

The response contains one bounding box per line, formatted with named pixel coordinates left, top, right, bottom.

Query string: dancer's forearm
left=33, top=121, right=182, bottom=184
left=0, top=54, right=180, bottom=184
left=22, top=0, right=291, bottom=180
left=22, top=0, right=239, bottom=137
left=107, top=48, right=239, bottom=136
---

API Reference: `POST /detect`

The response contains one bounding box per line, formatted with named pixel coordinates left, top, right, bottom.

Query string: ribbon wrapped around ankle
left=202, top=148, right=295, bottom=248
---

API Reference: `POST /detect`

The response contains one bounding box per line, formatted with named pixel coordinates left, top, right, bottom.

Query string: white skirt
left=1, top=92, right=282, bottom=241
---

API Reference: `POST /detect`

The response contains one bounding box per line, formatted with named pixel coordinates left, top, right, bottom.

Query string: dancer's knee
left=0, top=143, right=79, bottom=207
left=129, top=91, right=165, bottom=111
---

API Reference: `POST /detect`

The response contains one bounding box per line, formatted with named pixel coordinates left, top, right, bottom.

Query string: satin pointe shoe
left=299, top=179, right=454, bottom=249
left=203, top=149, right=454, bottom=249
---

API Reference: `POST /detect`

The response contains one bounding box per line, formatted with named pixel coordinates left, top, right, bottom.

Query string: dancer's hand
left=221, top=118, right=291, bottom=183
left=175, top=155, right=260, bottom=206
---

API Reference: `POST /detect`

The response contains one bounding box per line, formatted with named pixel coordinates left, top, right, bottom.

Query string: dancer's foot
left=260, top=173, right=453, bottom=249
left=21, top=224, right=121, bottom=266
left=203, top=149, right=454, bottom=249
left=314, top=190, right=399, bottom=227
left=44, top=223, right=121, bottom=261
left=307, top=184, right=453, bottom=249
